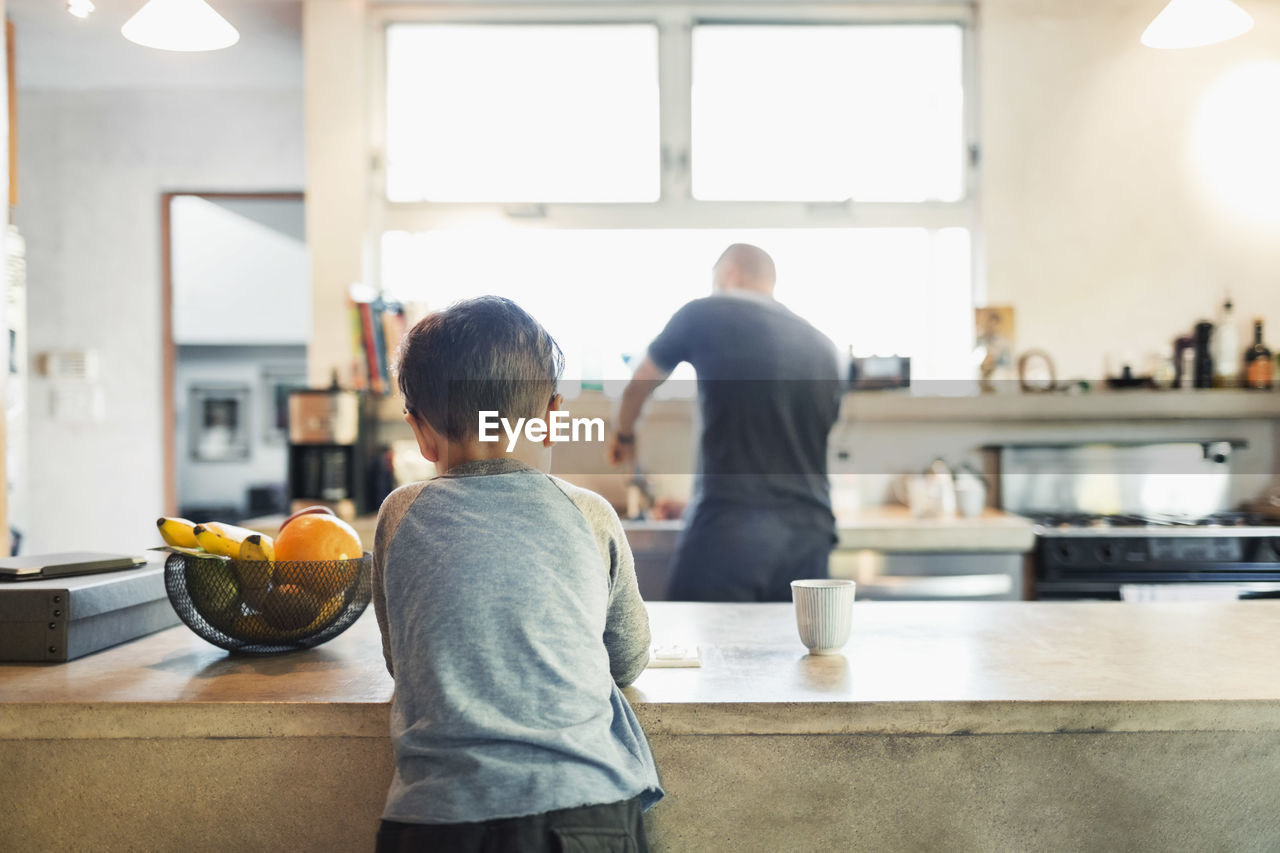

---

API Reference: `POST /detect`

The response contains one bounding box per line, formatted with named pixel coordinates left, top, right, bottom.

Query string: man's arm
left=607, top=356, right=670, bottom=466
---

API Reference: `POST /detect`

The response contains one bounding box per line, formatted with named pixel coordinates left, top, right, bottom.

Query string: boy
left=372, top=296, right=663, bottom=852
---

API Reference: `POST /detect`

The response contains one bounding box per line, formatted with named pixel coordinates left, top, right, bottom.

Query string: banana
left=240, top=534, right=275, bottom=562
left=192, top=522, right=256, bottom=559
left=235, top=534, right=275, bottom=590
left=156, top=517, right=201, bottom=549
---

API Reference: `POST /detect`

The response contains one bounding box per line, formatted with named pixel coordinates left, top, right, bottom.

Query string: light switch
left=35, top=349, right=99, bottom=381
left=49, top=382, right=105, bottom=423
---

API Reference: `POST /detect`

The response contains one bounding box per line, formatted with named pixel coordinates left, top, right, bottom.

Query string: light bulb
left=121, top=0, right=240, bottom=52
left=1141, top=0, right=1254, bottom=50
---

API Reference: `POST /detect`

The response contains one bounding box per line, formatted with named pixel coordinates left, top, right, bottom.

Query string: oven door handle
left=855, top=573, right=1014, bottom=600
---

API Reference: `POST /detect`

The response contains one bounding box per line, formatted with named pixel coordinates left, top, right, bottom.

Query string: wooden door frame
left=160, top=191, right=305, bottom=516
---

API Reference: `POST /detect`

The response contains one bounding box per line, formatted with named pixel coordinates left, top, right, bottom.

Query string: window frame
left=366, top=2, right=980, bottom=290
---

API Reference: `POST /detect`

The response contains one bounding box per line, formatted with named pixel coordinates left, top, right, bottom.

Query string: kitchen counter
left=832, top=506, right=1035, bottom=551
left=5, top=601, right=1280, bottom=851
left=622, top=507, right=1036, bottom=553
left=842, top=387, right=1280, bottom=422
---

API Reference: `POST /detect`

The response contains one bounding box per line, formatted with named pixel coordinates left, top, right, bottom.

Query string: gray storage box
left=0, top=559, right=180, bottom=662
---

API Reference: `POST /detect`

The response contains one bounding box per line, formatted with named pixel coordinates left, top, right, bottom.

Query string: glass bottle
left=1214, top=297, right=1239, bottom=388
left=1193, top=321, right=1215, bottom=389
left=1243, top=319, right=1273, bottom=390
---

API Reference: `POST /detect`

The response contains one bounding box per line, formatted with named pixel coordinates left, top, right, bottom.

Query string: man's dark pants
left=665, top=502, right=834, bottom=602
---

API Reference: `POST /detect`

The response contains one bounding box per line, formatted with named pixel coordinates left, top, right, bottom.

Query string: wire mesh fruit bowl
left=164, top=551, right=372, bottom=654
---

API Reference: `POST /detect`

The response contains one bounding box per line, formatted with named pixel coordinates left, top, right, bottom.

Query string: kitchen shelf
left=842, top=389, right=1280, bottom=423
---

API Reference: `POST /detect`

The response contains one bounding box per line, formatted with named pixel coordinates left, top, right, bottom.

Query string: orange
left=274, top=513, right=362, bottom=561
left=273, top=514, right=363, bottom=597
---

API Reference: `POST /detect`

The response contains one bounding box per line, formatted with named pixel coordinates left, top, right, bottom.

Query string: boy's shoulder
left=379, top=480, right=429, bottom=519
left=547, top=477, right=622, bottom=535
left=375, top=481, right=430, bottom=547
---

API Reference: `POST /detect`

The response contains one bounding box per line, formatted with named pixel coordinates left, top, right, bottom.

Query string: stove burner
left=1028, top=511, right=1271, bottom=529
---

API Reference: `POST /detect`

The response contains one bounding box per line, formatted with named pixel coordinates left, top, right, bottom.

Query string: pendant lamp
left=1142, top=0, right=1254, bottom=49
left=121, top=0, right=240, bottom=52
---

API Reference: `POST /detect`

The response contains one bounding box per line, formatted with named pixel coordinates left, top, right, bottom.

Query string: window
left=385, top=24, right=660, bottom=202
left=382, top=226, right=970, bottom=388
left=691, top=24, right=966, bottom=202
left=374, top=7, right=977, bottom=383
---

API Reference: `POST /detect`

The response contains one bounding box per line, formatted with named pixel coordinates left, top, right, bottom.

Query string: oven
left=1033, top=516, right=1280, bottom=600
left=998, top=440, right=1280, bottom=600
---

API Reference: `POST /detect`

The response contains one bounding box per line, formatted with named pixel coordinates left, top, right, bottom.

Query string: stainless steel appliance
left=847, top=355, right=910, bottom=390
left=1000, top=440, right=1280, bottom=600
left=1032, top=512, right=1280, bottom=599
left=287, top=389, right=367, bottom=520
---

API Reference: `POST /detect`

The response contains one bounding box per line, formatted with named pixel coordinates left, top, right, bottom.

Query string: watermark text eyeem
left=478, top=411, right=605, bottom=452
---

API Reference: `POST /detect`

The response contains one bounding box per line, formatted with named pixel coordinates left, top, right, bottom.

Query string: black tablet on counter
left=0, top=552, right=147, bottom=581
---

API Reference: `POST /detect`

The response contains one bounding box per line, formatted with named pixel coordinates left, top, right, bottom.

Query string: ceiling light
left=1142, top=0, right=1254, bottom=49
left=67, top=0, right=95, bottom=19
left=121, top=0, right=240, bottom=53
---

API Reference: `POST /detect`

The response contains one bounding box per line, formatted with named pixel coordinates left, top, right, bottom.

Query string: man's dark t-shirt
left=647, top=293, right=842, bottom=533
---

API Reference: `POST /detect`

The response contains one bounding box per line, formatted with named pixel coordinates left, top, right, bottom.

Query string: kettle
left=924, top=459, right=957, bottom=519
left=953, top=463, right=988, bottom=518
left=896, top=460, right=957, bottom=518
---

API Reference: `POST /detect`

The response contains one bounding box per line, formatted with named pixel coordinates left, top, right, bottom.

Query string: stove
left=1032, top=512, right=1280, bottom=600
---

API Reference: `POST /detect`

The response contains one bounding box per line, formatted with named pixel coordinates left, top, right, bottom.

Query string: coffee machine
left=287, top=389, right=368, bottom=521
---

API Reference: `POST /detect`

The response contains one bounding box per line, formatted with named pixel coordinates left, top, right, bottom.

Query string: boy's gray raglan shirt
left=372, top=458, right=662, bottom=824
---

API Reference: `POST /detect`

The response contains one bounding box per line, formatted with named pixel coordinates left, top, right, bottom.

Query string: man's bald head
left=712, top=243, right=777, bottom=296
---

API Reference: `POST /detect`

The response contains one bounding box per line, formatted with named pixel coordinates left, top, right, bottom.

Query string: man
left=607, top=244, right=843, bottom=602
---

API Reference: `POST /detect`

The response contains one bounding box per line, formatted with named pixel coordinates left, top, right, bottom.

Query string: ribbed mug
left=790, top=579, right=857, bottom=655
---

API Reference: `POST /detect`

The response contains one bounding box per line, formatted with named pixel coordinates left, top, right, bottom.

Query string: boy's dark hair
left=396, top=296, right=564, bottom=442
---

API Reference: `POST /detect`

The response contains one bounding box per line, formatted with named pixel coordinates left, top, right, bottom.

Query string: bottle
left=1174, top=335, right=1195, bottom=389
left=1193, top=321, right=1214, bottom=389
left=1243, top=318, right=1274, bottom=390
left=1213, top=297, right=1239, bottom=388
left=1179, top=348, right=1195, bottom=390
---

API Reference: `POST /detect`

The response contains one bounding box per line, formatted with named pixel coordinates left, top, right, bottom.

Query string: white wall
left=1, top=0, right=9, bottom=552
left=171, top=195, right=310, bottom=345
left=16, top=89, right=303, bottom=553
left=982, top=0, right=1280, bottom=381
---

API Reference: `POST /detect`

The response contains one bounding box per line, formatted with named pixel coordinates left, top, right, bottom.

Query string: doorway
left=162, top=192, right=308, bottom=522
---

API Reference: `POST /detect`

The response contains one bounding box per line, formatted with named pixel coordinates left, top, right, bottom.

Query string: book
left=380, top=302, right=405, bottom=383
left=357, top=300, right=385, bottom=394
left=346, top=302, right=368, bottom=391
left=369, top=297, right=389, bottom=393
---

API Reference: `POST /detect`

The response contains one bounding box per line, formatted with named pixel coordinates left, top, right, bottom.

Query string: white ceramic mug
left=790, top=579, right=857, bottom=655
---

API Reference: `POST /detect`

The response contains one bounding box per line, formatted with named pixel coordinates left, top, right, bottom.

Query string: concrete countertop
left=4, top=600, right=1279, bottom=740
left=625, top=507, right=1036, bottom=553
left=833, top=506, right=1035, bottom=552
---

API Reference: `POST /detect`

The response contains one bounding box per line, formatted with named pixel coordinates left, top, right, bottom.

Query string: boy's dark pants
left=375, top=796, right=648, bottom=853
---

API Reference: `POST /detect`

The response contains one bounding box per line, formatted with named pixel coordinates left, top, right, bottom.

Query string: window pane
left=386, top=24, right=660, bottom=202
left=381, top=228, right=972, bottom=389
left=692, top=25, right=966, bottom=202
